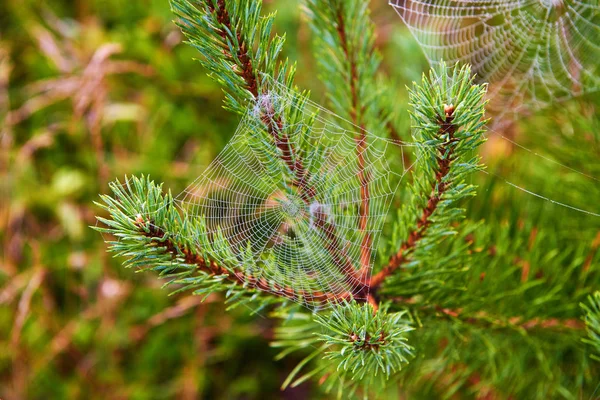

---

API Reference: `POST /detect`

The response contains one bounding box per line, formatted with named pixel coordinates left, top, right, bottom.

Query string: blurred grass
left=1, top=1, right=599, bottom=399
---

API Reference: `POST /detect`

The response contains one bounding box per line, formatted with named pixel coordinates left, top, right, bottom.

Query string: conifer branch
left=173, top=0, right=318, bottom=203
left=96, top=176, right=349, bottom=306
left=258, top=103, right=316, bottom=204
left=205, top=0, right=258, bottom=97
left=370, top=105, right=458, bottom=289
left=91, top=0, right=600, bottom=392
left=433, top=305, right=585, bottom=332
left=272, top=302, right=414, bottom=394
left=172, top=1, right=365, bottom=292
left=175, top=0, right=376, bottom=295
left=334, top=3, right=373, bottom=274
left=312, top=209, right=369, bottom=293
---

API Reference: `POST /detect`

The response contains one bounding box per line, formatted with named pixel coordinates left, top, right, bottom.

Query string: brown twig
left=145, top=218, right=371, bottom=305
left=434, top=305, right=585, bottom=332
left=259, top=101, right=316, bottom=203
left=204, top=0, right=317, bottom=204
left=145, top=221, right=350, bottom=305
left=390, top=295, right=585, bottom=332
left=370, top=105, right=457, bottom=289
left=205, top=0, right=258, bottom=97
left=335, top=6, right=372, bottom=276
left=312, top=205, right=370, bottom=291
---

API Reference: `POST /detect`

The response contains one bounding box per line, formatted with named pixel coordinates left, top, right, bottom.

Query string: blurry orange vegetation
left=5, top=13, right=153, bottom=184
left=0, top=10, right=200, bottom=399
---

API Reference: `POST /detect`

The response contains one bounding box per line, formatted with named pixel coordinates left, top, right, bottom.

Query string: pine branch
left=371, top=64, right=487, bottom=290
left=172, top=0, right=318, bottom=203
left=94, top=174, right=366, bottom=307
left=174, top=0, right=369, bottom=299
left=255, top=98, right=317, bottom=204
left=94, top=176, right=347, bottom=306
left=370, top=104, right=458, bottom=288
left=84, top=0, right=600, bottom=396
left=173, top=0, right=392, bottom=300
left=142, top=218, right=308, bottom=302
left=334, top=3, right=372, bottom=274
left=272, top=301, right=414, bottom=395
left=311, top=207, right=370, bottom=292
left=431, top=304, right=585, bottom=332
left=171, top=0, right=281, bottom=113
left=582, top=291, right=600, bottom=361
left=95, top=63, right=485, bottom=312
left=205, top=0, right=259, bottom=98
left=315, top=302, right=413, bottom=381
left=171, top=0, right=357, bottom=289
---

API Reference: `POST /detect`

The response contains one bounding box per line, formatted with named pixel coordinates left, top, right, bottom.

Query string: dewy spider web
left=167, top=78, right=420, bottom=309
left=102, top=58, right=600, bottom=317
left=389, top=0, right=600, bottom=117
left=389, top=1, right=600, bottom=216
left=131, top=69, right=600, bottom=310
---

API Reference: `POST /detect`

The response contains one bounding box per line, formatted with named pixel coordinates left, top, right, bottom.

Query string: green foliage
left=304, top=0, right=379, bottom=123
left=582, top=291, right=600, bottom=361
left=272, top=303, right=413, bottom=398
left=3, top=0, right=600, bottom=398
left=95, top=175, right=283, bottom=312
left=379, top=64, right=486, bottom=297
left=304, top=0, right=402, bottom=152
left=0, top=1, right=300, bottom=398
left=315, top=302, right=413, bottom=381
left=91, top=0, right=600, bottom=397
left=93, top=42, right=488, bottom=400
left=171, top=0, right=294, bottom=114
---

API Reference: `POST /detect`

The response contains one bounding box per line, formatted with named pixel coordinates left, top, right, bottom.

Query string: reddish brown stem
left=391, top=296, right=585, bottom=332
left=312, top=205, right=369, bottom=291
left=435, top=306, right=585, bottom=331
left=205, top=0, right=317, bottom=203
left=146, top=222, right=346, bottom=305
left=206, top=0, right=258, bottom=97
left=335, top=6, right=372, bottom=275
left=259, top=104, right=316, bottom=203
left=367, top=294, right=379, bottom=312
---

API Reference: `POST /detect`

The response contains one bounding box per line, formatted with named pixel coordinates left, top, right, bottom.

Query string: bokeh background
left=1, top=1, right=599, bottom=399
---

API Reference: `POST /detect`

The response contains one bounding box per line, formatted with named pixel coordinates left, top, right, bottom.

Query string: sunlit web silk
left=390, top=0, right=600, bottom=115
left=173, top=83, right=408, bottom=309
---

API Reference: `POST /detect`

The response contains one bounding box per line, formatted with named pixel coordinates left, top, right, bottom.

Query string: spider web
left=130, top=70, right=599, bottom=311
left=389, top=0, right=600, bottom=218
left=167, top=81, right=418, bottom=309
left=389, top=0, right=600, bottom=116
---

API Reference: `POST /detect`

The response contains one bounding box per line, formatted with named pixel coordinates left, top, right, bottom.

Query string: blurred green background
left=1, top=0, right=599, bottom=399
